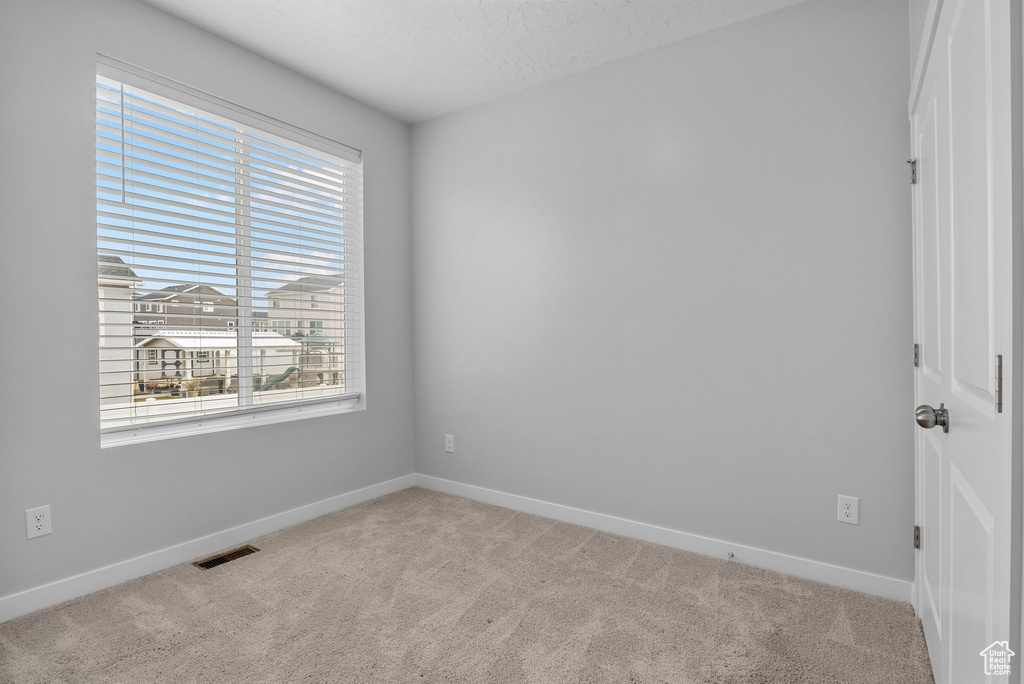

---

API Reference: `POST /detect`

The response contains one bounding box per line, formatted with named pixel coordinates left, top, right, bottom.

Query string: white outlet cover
left=25, top=505, right=52, bottom=539
left=444, top=434, right=455, bottom=453
left=837, top=495, right=859, bottom=525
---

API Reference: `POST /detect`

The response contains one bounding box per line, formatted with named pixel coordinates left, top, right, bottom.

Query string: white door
left=911, top=1, right=1016, bottom=683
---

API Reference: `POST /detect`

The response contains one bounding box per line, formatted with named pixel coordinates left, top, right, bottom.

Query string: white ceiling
left=141, top=0, right=812, bottom=123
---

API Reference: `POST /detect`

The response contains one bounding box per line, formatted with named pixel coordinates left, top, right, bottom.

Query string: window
left=97, top=61, right=363, bottom=446
left=310, top=295, right=320, bottom=309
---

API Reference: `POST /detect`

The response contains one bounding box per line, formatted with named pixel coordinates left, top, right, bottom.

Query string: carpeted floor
left=0, top=487, right=933, bottom=683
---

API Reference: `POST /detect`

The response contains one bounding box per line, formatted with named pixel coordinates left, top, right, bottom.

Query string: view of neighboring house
left=99, top=266, right=339, bottom=404
left=133, top=284, right=239, bottom=336
left=253, top=310, right=269, bottom=331
left=266, top=275, right=345, bottom=340
left=135, top=330, right=301, bottom=389
left=98, top=255, right=142, bottom=406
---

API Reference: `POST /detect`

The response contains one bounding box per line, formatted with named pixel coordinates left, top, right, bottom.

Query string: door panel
left=912, top=1, right=1015, bottom=682
left=948, top=0, right=995, bottom=408
left=923, top=433, right=942, bottom=635
left=948, top=464, right=995, bottom=684
left=919, top=90, right=942, bottom=380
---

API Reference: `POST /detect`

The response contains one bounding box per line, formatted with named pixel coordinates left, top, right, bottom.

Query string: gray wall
left=0, top=0, right=413, bottom=599
left=909, top=0, right=931, bottom=74
left=412, top=0, right=914, bottom=580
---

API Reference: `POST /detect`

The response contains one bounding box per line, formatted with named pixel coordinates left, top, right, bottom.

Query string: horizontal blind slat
left=97, top=235, right=350, bottom=272
left=95, top=251, right=361, bottom=286
left=97, top=123, right=363, bottom=199
left=98, top=209, right=362, bottom=251
left=100, top=105, right=360, bottom=189
left=115, top=92, right=359, bottom=180
left=97, top=188, right=363, bottom=236
left=100, top=177, right=357, bottom=232
left=100, top=95, right=355, bottom=181
left=97, top=160, right=351, bottom=221
left=98, top=221, right=351, bottom=257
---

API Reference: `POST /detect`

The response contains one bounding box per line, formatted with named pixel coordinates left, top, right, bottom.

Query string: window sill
left=101, top=394, right=362, bottom=449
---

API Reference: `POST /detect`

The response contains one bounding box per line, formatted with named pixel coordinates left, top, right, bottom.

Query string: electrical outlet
left=837, top=495, right=859, bottom=525
left=444, top=434, right=455, bottom=453
left=25, top=505, right=52, bottom=539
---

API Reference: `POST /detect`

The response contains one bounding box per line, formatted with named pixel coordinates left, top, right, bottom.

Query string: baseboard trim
left=0, top=474, right=416, bottom=624
left=0, top=472, right=914, bottom=624
left=415, top=474, right=914, bottom=603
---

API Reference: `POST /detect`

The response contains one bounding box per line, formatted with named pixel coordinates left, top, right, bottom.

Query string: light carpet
left=0, top=487, right=933, bottom=683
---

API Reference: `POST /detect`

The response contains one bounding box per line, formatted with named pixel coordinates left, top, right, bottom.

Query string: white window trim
left=102, top=395, right=363, bottom=448
left=97, top=57, right=366, bottom=446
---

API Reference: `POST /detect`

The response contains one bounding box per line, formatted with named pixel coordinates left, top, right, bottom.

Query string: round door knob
left=916, top=403, right=949, bottom=433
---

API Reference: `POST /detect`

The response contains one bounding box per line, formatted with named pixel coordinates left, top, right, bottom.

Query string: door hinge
left=995, top=354, right=1003, bottom=413
left=914, top=343, right=920, bottom=368
left=914, top=525, right=921, bottom=550
left=908, top=158, right=918, bottom=184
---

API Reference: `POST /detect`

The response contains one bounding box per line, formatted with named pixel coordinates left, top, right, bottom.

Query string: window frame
left=97, top=58, right=365, bottom=448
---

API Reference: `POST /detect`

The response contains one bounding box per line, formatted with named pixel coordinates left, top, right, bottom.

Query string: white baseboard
left=0, top=474, right=416, bottom=624
left=1, top=471, right=914, bottom=624
left=414, top=474, right=914, bottom=603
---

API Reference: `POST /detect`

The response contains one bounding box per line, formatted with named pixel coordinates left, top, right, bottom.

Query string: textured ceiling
left=140, top=0, right=812, bottom=123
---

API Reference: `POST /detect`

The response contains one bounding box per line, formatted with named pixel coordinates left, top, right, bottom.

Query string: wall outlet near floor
left=444, top=434, right=455, bottom=453
left=837, top=495, right=859, bottom=525
left=25, top=505, right=52, bottom=539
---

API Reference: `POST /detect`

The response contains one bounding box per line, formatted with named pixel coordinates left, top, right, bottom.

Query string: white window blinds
left=97, top=67, right=363, bottom=439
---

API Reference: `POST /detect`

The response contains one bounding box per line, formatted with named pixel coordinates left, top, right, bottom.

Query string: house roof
left=299, top=331, right=339, bottom=345
left=268, top=275, right=343, bottom=295
left=98, top=255, right=140, bottom=282
left=137, top=330, right=300, bottom=350
left=137, top=284, right=231, bottom=301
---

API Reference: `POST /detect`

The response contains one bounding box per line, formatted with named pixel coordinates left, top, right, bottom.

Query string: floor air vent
left=193, top=545, right=259, bottom=570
